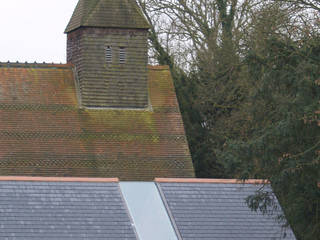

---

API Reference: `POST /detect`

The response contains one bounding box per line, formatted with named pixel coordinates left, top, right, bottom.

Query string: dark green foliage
left=173, top=71, right=226, bottom=178
left=142, top=0, right=319, bottom=237
left=146, top=15, right=227, bottom=177
left=220, top=36, right=320, bottom=240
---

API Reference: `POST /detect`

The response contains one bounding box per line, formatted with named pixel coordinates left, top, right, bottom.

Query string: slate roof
left=65, top=0, right=150, bottom=33
left=0, top=177, right=296, bottom=240
left=156, top=178, right=297, bottom=240
left=0, top=63, right=194, bottom=180
left=0, top=177, right=137, bottom=240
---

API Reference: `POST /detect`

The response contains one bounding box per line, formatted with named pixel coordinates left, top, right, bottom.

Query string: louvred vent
left=106, top=46, right=112, bottom=63
left=119, top=47, right=126, bottom=64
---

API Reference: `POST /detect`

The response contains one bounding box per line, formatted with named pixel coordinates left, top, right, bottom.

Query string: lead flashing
left=0, top=176, right=119, bottom=182
left=155, top=178, right=270, bottom=184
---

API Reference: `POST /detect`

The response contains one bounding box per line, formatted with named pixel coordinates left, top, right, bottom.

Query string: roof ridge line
left=0, top=176, right=119, bottom=182
left=0, top=62, right=74, bottom=69
left=148, top=65, right=170, bottom=70
left=155, top=178, right=270, bottom=184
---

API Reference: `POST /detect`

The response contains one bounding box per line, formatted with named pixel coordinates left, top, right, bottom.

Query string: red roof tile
left=0, top=63, right=195, bottom=180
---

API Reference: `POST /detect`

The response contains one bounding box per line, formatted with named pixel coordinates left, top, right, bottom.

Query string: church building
left=0, top=0, right=195, bottom=180
left=0, top=1, right=297, bottom=239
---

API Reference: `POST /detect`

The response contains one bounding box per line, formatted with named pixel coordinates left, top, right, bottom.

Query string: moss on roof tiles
left=65, top=0, right=150, bottom=33
left=0, top=64, right=194, bottom=180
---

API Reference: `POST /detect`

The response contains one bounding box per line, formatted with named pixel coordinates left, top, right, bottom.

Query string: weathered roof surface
left=0, top=177, right=297, bottom=239
left=157, top=179, right=297, bottom=240
left=0, top=178, right=137, bottom=240
left=65, top=0, right=150, bottom=33
left=0, top=63, right=194, bottom=180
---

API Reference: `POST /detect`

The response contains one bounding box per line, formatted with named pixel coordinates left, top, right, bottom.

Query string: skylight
left=120, top=182, right=178, bottom=240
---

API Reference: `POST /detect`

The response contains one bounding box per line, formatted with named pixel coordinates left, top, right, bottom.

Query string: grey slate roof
left=0, top=179, right=297, bottom=240
left=158, top=182, right=297, bottom=240
left=0, top=181, right=137, bottom=240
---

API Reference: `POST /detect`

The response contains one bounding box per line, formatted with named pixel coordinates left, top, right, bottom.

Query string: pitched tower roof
left=0, top=63, right=195, bottom=180
left=65, top=0, right=150, bottom=33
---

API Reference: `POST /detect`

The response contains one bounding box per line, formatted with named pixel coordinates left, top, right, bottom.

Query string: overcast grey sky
left=0, top=0, right=79, bottom=63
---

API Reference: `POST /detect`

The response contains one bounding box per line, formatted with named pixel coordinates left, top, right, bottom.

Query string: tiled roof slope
left=65, top=0, right=150, bottom=33
left=158, top=180, right=297, bottom=240
left=0, top=178, right=138, bottom=240
left=0, top=63, right=194, bottom=180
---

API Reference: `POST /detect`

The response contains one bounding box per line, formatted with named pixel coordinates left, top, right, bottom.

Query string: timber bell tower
left=65, top=0, right=150, bottom=108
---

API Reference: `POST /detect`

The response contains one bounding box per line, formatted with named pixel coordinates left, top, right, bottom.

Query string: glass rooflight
left=120, top=182, right=178, bottom=240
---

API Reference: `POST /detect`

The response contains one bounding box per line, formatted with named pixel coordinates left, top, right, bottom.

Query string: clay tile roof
left=65, top=0, right=151, bottom=33
left=0, top=63, right=194, bottom=180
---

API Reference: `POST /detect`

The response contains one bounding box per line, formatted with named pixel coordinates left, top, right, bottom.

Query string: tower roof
left=65, top=0, right=150, bottom=33
left=0, top=63, right=194, bottom=180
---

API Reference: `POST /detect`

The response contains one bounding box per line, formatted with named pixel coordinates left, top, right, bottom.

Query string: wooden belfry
left=65, top=0, right=150, bottom=108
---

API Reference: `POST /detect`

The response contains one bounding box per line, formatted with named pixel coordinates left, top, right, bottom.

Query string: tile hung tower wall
left=65, top=0, right=151, bottom=108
